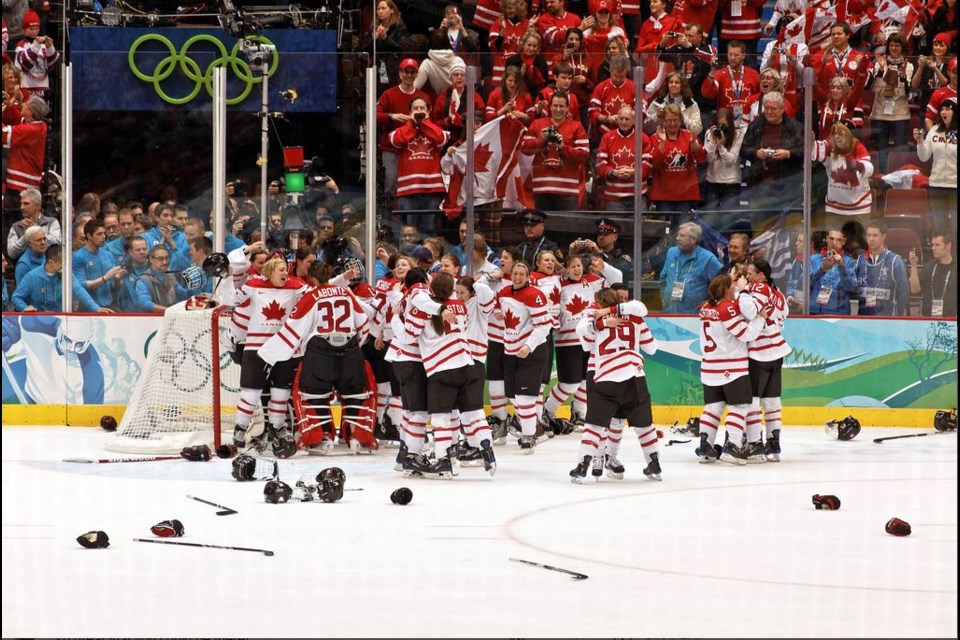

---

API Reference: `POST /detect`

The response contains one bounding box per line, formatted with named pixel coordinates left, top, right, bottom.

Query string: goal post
left=105, top=301, right=262, bottom=454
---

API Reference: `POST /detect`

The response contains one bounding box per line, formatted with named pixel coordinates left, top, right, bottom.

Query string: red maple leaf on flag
left=262, top=299, right=286, bottom=321
left=549, top=286, right=561, bottom=306
left=503, top=308, right=521, bottom=330
left=565, top=294, right=589, bottom=316
left=475, top=143, right=493, bottom=174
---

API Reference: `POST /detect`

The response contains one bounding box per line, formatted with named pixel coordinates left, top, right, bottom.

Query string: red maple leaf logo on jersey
left=503, top=308, right=521, bottom=330
left=262, top=299, right=286, bottom=321
left=565, top=294, right=589, bottom=316
left=613, top=146, right=634, bottom=166
left=408, top=135, right=436, bottom=160
left=549, top=286, right=561, bottom=306
left=830, top=160, right=861, bottom=187
left=475, top=143, right=493, bottom=174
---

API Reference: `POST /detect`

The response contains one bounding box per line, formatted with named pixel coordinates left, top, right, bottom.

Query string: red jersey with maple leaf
left=520, top=117, right=590, bottom=197
left=557, top=273, right=605, bottom=347
left=534, top=87, right=581, bottom=120
left=230, top=276, right=310, bottom=350
left=376, top=85, right=432, bottom=152
left=530, top=271, right=562, bottom=328
left=576, top=300, right=658, bottom=383
left=404, top=296, right=475, bottom=377
left=812, top=139, right=873, bottom=216
left=497, top=283, right=552, bottom=355
left=811, top=47, right=871, bottom=110
left=701, top=65, right=760, bottom=121
left=485, top=88, right=536, bottom=122
left=388, top=119, right=450, bottom=197
left=596, top=126, right=653, bottom=199
left=536, top=10, right=583, bottom=71
left=698, top=298, right=764, bottom=386
left=718, top=0, right=766, bottom=40
left=589, top=78, right=637, bottom=138
left=259, top=284, right=370, bottom=365
left=488, top=17, right=532, bottom=86
left=746, top=282, right=791, bottom=362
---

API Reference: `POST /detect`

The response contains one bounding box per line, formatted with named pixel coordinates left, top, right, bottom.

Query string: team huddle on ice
left=209, top=238, right=789, bottom=482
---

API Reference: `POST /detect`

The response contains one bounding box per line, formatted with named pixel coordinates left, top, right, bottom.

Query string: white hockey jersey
left=259, top=284, right=369, bottom=366
left=386, top=283, right=442, bottom=363
left=406, top=295, right=475, bottom=377
left=485, top=278, right=513, bottom=344
left=556, top=273, right=605, bottom=348
left=462, top=280, right=496, bottom=362
left=530, top=271, right=561, bottom=329
left=576, top=300, right=658, bottom=383
left=746, top=281, right=791, bottom=361
left=698, top=298, right=765, bottom=386
left=230, top=276, right=310, bottom=349
left=496, top=283, right=552, bottom=355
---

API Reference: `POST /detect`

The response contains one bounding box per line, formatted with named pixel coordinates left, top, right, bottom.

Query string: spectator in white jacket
left=915, top=97, right=957, bottom=234
left=701, top=108, right=745, bottom=227
left=645, top=71, right=702, bottom=136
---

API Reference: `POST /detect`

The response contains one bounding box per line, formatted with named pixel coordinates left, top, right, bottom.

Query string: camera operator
left=809, top=227, right=858, bottom=315
left=114, top=236, right=151, bottom=312
left=659, top=24, right=718, bottom=115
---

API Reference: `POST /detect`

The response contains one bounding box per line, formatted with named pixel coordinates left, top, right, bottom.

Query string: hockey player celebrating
left=260, top=261, right=372, bottom=454
left=484, top=247, right=522, bottom=442
left=497, top=260, right=552, bottom=453
left=744, top=258, right=791, bottom=462
left=570, top=288, right=659, bottom=483
left=695, top=273, right=767, bottom=465
left=227, top=255, right=310, bottom=457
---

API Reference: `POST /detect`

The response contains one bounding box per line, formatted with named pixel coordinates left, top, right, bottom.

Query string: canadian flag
left=782, top=0, right=872, bottom=52
left=444, top=115, right=528, bottom=217
left=874, top=0, right=923, bottom=38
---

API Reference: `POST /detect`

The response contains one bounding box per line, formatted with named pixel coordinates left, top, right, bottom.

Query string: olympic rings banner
left=69, top=27, right=338, bottom=112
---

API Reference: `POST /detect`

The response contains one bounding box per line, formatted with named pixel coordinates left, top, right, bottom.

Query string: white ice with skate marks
left=2, top=425, right=956, bottom=638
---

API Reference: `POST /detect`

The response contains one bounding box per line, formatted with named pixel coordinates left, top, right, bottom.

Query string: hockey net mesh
left=105, top=301, right=262, bottom=454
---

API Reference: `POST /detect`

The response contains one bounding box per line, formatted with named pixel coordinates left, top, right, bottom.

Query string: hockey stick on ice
left=133, top=538, right=274, bottom=556
left=63, top=456, right=181, bottom=464
left=873, top=431, right=956, bottom=444
left=509, top=557, right=588, bottom=580
left=187, top=495, right=238, bottom=516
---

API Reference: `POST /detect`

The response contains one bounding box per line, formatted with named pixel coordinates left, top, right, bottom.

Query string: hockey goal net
left=105, top=301, right=262, bottom=454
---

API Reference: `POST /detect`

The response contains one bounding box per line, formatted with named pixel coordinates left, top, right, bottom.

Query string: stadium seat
left=884, top=227, right=924, bottom=315
left=886, top=150, right=931, bottom=175
left=882, top=188, right=928, bottom=237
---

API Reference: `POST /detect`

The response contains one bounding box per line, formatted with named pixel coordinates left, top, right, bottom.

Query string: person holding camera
left=13, top=10, right=59, bottom=99
left=535, top=0, right=583, bottom=75
left=389, top=96, right=450, bottom=232
left=646, top=71, right=703, bottom=135
left=701, top=40, right=760, bottom=128
left=808, top=228, right=858, bottom=315
left=702, top=107, right=745, bottom=218
left=521, top=92, right=590, bottom=212
left=113, top=236, right=150, bottom=312
left=596, top=105, right=651, bottom=212
left=911, top=34, right=951, bottom=114
left=376, top=58, right=432, bottom=206
left=438, top=5, right=479, bottom=58
left=2, top=94, right=48, bottom=199
left=909, top=232, right=955, bottom=318
left=634, top=0, right=680, bottom=82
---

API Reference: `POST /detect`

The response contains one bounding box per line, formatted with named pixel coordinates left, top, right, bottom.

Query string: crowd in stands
left=1, top=0, right=956, bottom=318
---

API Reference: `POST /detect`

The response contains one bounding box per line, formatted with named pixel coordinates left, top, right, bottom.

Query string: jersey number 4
left=315, top=299, right=352, bottom=333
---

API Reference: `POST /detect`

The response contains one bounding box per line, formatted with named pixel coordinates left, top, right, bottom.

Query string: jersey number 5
left=702, top=321, right=718, bottom=353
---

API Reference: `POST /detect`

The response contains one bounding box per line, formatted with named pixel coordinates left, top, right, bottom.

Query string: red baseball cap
left=399, top=58, right=419, bottom=71
left=22, top=10, right=40, bottom=29
left=933, top=32, right=952, bottom=45
left=597, top=0, right=612, bottom=11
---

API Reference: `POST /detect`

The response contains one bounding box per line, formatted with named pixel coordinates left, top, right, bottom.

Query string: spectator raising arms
left=915, top=96, right=958, bottom=232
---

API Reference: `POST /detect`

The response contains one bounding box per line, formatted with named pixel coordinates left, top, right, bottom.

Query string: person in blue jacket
left=12, top=245, right=101, bottom=312
left=854, top=220, right=909, bottom=317
left=809, top=228, right=858, bottom=315
left=660, top=222, right=723, bottom=314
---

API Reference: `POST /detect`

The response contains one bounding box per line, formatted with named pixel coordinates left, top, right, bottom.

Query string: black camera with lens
left=544, top=125, right=563, bottom=145
left=712, top=123, right=729, bottom=138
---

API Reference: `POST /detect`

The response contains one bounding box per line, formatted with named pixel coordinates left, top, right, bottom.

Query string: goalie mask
left=825, top=416, right=861, bottom=441
left=934, top=409, right=957, bottom=432
left=264, top=480, right=293, bottom=504
left=317, top=467, right=345, bottom=503
left=176, top=264, right=205, bottom=291
left=56, top=317, right=95, bottom=356
left=202, top=252, right=229, bottom=278
left=341, top=256, right=365, bottom=286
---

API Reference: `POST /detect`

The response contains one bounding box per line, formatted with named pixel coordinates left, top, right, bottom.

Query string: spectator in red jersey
left=581, top=0, right=627, bottom=62
left=596, top=105, right=652, bottom=212
left=701, top=40, right=760, bottom=129
left=817, top=76, right=864, bottom=137
left=432, top=57, right=485, bottom=148
left=521, top=92, right=591, bottom=212
left=716, top=0, right=766, bottom=58
left=388, top=96, right=450, bottom=233
left=811, top=21, right=871, bottom=112
left=376, top=58, right=432, bottom=207
left=485, top=64, right=535, bottom=124
left=487, top=0, right=531, bottom=87
left=1, top=93, right=47, bottom=205
left=535, top=0, right=583, bottom=75
left=649, top=103, right=706, bottom=217
left=505, top=31, right=550, bottom=97
left=634, top=0, right=679, bottom=82
left=535, top=61, right=582, bottom=120
left=589, top=54, right=636, bottom=141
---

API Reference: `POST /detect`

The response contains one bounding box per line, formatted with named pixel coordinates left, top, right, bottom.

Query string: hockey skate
left=306, top=437, right=335, bottom=455
left=720, top=441, right=747, bottom=466
left=642, top=453, right=662, bottom=481
left=374, top=414, right=400, bottom=443
left=403, top=453, right=457, bottom=479
left=539, top=410, right=556, bottom=439
left=232, top=426, right=247, bottom=449
left=764, top=430, right=781, bottom=462
left=569, top=455, right=593, bottom=484
left=697, top=437, right=720, bottom=463
left=454, top=441, right=485, bottom=467
left=545, top=411, right=572, bottom=437
left=605, top=455, right=626, bottom=480
left=518, top=435, right=536, bottom=454
left=591, top=454, right=604, bottom=478
left=488, top=415, right=508, bottom=445
left=569, top=410, right=586, bottom=432
left=479, top=439, right=496, bottom=476
left=534, top=416, right=550, bottom=445
left=744, top=440, right=767, bottom=464
left=507, top=413, right=521, bottom=437
left=393, top=442, right=409, bottom=472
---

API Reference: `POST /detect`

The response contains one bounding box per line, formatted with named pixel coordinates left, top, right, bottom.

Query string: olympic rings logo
left=128, top=33, right=279, bottom=105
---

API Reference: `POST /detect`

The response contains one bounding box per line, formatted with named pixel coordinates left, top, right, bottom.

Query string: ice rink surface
left=2, top=424, right=957, bottom=638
